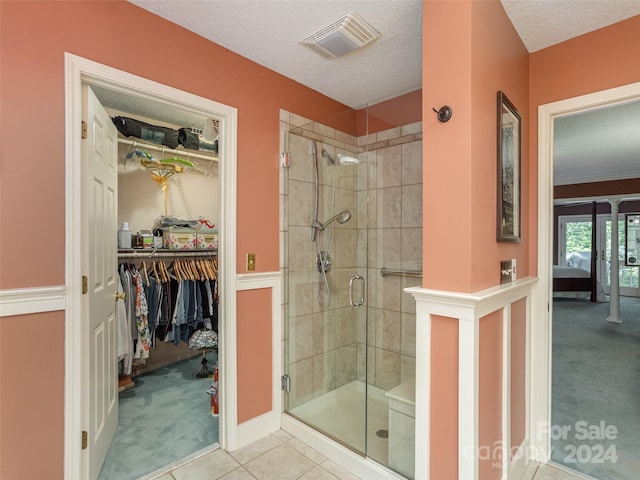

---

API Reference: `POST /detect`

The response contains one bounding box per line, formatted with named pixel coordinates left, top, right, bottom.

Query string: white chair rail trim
left=0, top=285, right=66, bottom=317
left=406, top=276, right=537, bottom=480
left=406, top=277, right=537, bottom=319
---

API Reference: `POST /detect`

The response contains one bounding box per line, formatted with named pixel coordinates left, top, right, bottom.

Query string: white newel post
left=607, top=199, right=623, bottom=323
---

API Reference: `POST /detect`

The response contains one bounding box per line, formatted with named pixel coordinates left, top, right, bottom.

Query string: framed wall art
left=497, top=90, right=521, bottom=242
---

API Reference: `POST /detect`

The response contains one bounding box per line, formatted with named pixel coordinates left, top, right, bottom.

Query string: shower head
left=313, top=210, right=352, bottom=231
left=321, top=148, right=336, bottom=165
left=321, top=148, right=360, bottom=166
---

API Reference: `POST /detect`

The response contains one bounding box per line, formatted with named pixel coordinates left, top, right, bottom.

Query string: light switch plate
left=247, top=253, right=256, bottom=271
left=500, top=259, right=516, bottom=284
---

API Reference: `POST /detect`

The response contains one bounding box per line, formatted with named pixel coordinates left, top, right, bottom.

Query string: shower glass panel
left=280, top=106, right=421, bottom=479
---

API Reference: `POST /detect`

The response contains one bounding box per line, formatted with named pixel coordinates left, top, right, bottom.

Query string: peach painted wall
left=528, top=15, right=640, bottom=275
left=236, top=288, right=273, bottom=422
left=510, top=298, right=527, bottom=453
left=423, top=2, right=528, bottom=478
left=423, top=1, right=529, bottom=293
left=0, top=312, right=65, bottom=479
left=469, top=1, right=529, bottom=290
left=357, top=89, right=423, bottom=135
left=0, top=0, right=350, bottom=289
left=430, top=315, right=459, bottom=480
left=478, top=310, right=503, bottom=480
left=423, top=0, right=474, bottom=292
left=0, top=1, right=351, bottom=478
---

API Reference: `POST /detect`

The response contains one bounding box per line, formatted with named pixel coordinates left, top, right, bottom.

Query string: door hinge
left=81, top=120, right=88, bottom=140
left=82, top=430, right=88, bottom=450
left=281, top=374, right=290, bottom=392
left=82, top=276, right=88, bottom=295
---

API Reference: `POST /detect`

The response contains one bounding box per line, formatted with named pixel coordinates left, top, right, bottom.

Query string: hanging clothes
left=116, top=275, right=132, bottom=374
left=118, top=263, right=152, bottom=370
left=132, top=268, right=151, bottom=363
left=117, top=257, right=218, bottom=355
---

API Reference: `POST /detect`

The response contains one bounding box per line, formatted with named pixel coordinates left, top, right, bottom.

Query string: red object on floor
left=210, top=367, right=219, bottom=416
left=118, top=374, right=134, bottom=392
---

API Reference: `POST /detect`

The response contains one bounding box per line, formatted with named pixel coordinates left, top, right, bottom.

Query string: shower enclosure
left=280, top=107, right=422, bottom=478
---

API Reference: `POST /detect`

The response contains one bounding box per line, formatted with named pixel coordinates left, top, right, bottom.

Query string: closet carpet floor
left=99, top=353, right=219, bottom=480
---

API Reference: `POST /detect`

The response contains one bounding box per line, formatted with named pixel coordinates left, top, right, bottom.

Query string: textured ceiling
left=128, top=0, right=640, bottom=108
left=128, top=0, right=423, bottom=109
left=501, top=0, right=640, bottom=52
left=554, top=100, right=640, bottom=186
left=109, top=0, right=640, bottom=186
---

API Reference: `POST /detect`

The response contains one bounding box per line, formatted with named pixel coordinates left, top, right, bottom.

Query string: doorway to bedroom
left=548, top=94, right=640, bottom=479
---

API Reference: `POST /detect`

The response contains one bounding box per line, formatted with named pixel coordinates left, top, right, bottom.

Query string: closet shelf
left=118, top=138, right=218, bottom=164
left=118, top=249, right=217, bottom=259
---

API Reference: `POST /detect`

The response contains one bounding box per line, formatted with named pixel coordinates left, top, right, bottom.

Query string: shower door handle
left=349, top=275, right=365, bottom=307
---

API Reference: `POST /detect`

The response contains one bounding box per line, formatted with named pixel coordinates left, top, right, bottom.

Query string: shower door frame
left=281, top=122, right=370, bottom=457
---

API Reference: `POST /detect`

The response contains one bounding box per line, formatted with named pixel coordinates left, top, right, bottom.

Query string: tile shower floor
left=288, top=381, right=390, bottom=464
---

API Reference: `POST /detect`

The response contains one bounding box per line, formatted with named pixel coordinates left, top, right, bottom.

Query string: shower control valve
left=317, top=251, right=333, bottom=273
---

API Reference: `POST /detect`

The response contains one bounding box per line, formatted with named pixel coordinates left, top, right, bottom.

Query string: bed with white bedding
left=552, top=265, right=606, bottom=302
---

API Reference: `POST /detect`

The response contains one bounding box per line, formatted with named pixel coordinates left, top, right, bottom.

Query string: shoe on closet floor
left=118, top=375, right=135, bottom=393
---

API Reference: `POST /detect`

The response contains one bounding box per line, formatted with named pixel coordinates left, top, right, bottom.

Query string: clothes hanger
left=179, top=259, right=189, bottom=281
left=183, top=259, right=193, bottom=280
left=163, top=260, right=171, bottom=283
left=212, top=258, right=218, bottom=278
left=151, top=260, right=160, bottom=283
left=159, top=260, right=168, bottom=283
left=141, top=261, right=150, bottom=287
left=172, top=260, right=182, bottom=282
left=202, top=258, right=213, bottom=280
left=189, top=259, right=198, bottom=280
left=198, top=259, right=209, bottom=280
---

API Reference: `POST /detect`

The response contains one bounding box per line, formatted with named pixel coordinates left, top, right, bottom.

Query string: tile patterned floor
left=523, top=461, right=588, bottom=480
left=145, top=428, right=587, bottom=480
left=148, top=430, right=361, bottom=480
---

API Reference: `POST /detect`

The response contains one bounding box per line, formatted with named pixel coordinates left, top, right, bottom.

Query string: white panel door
left=83, top=85, right=119, bottom=480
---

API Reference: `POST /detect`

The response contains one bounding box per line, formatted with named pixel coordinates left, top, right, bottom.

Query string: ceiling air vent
left=302, top=11, right=381, bottom=59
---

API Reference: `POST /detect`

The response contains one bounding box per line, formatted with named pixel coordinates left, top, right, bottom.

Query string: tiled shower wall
left=358, top=124, right=422, bottom=390
left=279, top=109, right=421, bottom=408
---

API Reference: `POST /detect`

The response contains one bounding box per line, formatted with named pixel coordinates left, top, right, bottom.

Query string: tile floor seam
left=234, top=465, right=258, bottom=479
left=244, top=439, right=317, bottom=480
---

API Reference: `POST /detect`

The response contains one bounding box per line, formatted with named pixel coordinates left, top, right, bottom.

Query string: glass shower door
left=283, top=123, right=367, bottom=453
left=280, top=109, right=421, bottom=479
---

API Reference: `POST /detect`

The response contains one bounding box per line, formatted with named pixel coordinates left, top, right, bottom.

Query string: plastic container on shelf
left=118, top=222, right=132, bottom=249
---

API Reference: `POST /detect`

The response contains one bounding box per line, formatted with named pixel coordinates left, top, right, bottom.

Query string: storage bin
left=163, top=227, right=197, bottom=250
left=197, top=228, right=218, bottom=250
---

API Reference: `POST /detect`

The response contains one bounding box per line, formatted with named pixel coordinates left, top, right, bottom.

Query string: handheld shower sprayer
left=312, top=210, right=352, bottom=231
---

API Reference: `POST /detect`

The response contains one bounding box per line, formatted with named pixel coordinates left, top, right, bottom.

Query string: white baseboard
left=234, top=410, right=282, bottom=451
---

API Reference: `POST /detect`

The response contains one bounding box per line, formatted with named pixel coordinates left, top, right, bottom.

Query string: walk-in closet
left=90, top=85, right=222, bottom=480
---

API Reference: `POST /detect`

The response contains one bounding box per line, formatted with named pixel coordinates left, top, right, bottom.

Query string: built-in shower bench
left=386, top=378, right=416, bottom=479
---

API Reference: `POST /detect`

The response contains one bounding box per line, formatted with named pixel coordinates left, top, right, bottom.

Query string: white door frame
left=531, top=81, right=640, bottom=463
left=64, top=53, right=238, bottom=480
